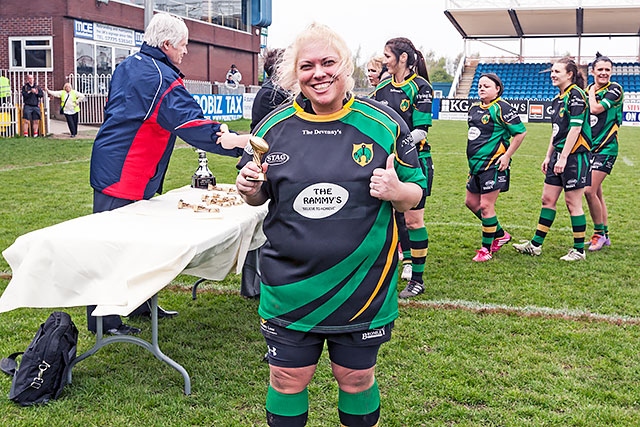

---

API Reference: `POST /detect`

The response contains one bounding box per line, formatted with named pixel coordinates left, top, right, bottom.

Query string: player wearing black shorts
left=236, top=23, right=426, bottom=427
left=514, top=57, right=592, bottom=261
left=465, top=73, right=526, bottom=262
left=372, top=37, right=433, bottom=298
left=585, top=53, right=624, bottom=251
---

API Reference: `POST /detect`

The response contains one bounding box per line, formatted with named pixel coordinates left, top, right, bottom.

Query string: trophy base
left=192, top=175, right=217, bottom=189
left=246, top=173, right=266, bottom=182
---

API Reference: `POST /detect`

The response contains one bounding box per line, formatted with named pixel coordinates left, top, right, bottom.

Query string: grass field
left=0, top=118, right=639, bottom=426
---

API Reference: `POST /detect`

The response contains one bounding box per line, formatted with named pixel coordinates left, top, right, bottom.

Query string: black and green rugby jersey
left=240, top=94, right=427, bottom=333
left=587, top=81, right=623, bottom=156
left=550, top=84, right=592, bottom=154
left=466, top=98, right=526, bottom=175
left=372, top=73, right=433, bottom=155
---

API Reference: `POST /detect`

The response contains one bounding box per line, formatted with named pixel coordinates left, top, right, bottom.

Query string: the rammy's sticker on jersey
left=352, top=143, right=373, bottom=167
left=590, top=114, right=598, bottom=128
left=468, top=126, right=481, bottom=141
left=400, top=99, right=410, bottom=112
left=293, top=183, right=349, bottom=219
left=552, top=123, right=560, bottom=137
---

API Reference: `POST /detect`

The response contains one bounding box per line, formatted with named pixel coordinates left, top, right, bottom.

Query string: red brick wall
left=0, top=17, right=53, bottom=69
left=0, top=0, right=261, bottom=84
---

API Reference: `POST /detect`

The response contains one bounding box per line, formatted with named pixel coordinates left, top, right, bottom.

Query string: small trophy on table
left=191, top=149, right=216, bottom=189
left=191, top=124, right=229, bottom=189
left=247, top=136, right=269, bottom=181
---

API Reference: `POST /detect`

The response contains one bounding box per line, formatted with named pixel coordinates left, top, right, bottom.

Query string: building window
left=75, top=41, right=135, bottom=94
left=9, top=37, right=53, bottom=71
left=112, top=0, right=250, bottom=32
left=96, top=45, right=113, bottom=76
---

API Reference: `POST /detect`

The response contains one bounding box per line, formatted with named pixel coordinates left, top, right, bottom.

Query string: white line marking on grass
left=425, top=221, right=572, bottom=232
left=401, top=298, right=640, bottom=326
left=622, top=156, right=634, bottom=166
left=0, top=159, right=89, bottom=172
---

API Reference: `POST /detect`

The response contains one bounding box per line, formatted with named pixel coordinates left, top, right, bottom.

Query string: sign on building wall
left=74, top=20, right=144, bottom=47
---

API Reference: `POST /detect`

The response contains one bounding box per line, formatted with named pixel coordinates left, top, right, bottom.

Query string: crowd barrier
left=435, top=98, right=640, bottom=126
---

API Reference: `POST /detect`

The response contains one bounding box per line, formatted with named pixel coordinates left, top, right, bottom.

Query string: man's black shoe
left=128, top=301, right=178, bottom=319
left=157, top=305, right=179, bottom=318
left=105, top=324, right=141, bottom=335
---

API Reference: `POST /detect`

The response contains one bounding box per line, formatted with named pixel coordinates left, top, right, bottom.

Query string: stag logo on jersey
left=481, top=114, right=490, bottom=125
left=352, top=143, right=374, bottom=167
left=399, top=99, right=410, bottom=112
left=265, top=152, right=289, bottom=165
left=293, top=183, right=349, bottom=219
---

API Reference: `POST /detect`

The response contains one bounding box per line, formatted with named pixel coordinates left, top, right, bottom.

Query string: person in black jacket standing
left=21, top=74, right=43, bottom=137
left=250, top=48, right=289, bottom=131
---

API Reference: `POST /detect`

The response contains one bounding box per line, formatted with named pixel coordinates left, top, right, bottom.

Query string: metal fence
left=0, top=104, right=19, bottom=138
left=70, top=75, right=218, bottom=125
left=0, top=69, right=254, bottom=133
left=0, top=70, right=52, bottom=137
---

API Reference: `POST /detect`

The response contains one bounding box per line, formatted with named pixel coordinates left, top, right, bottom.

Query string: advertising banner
left=622, top=101, right=640, bottom=126
left=193, top=94, right=244, bottom=121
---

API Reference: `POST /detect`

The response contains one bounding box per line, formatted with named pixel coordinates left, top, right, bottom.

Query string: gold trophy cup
left=247, top=136, right=269, bottom=182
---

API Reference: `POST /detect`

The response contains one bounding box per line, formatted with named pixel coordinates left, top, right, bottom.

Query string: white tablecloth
left=0, top=185, right=267, bottom=316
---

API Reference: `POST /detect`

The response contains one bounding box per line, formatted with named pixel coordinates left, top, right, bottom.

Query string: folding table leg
left=66, top=294, right=192, bottom=395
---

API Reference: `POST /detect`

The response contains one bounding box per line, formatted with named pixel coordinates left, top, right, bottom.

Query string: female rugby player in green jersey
left=236, top=23, right=426, bottom=427
left=465, top=73, right=526, bottom=262
left=366, top=54, right=411, bottom=280
left=514, top=57, right=592, bottom=261
left=585, top=52, right=624, bottom=251
left=365, top=55, right=386, bottom=88
left=372, top=37, right=433, bottom=298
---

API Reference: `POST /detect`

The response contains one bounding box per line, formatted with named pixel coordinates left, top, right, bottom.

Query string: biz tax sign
left=192, top=94, right=243, bottom=121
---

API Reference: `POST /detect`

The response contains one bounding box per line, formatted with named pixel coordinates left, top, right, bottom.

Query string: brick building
left=0, top=0, right=270, bottom=94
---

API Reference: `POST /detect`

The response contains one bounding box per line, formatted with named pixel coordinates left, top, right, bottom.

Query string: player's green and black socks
left=571, top=214, right=586, bottom=252
left=532, top=207, right=556, bottom=247
left=481, top=215, right=499, bottom=250
left=338, top=381, right=380, bottom=427
left=408, top=227, right=428, bottom=283
left=266, top=386, right=308, bottom=427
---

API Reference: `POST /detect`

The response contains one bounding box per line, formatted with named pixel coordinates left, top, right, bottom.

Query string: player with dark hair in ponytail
left=514, top=56, right=592, bottom=261
left=372, top=37, right=433, bottom=298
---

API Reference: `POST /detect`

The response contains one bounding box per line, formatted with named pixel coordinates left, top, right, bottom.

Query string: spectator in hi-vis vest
left=0, top=75, right=11, bottom=105
left=45, top=83, right=85, bottom=137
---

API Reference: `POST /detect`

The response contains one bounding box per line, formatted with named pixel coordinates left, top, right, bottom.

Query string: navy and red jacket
left=90, top=42, right=243, bottom=201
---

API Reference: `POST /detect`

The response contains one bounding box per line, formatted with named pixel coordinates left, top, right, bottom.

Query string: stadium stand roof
left=445, top=4, right=640, bottom=40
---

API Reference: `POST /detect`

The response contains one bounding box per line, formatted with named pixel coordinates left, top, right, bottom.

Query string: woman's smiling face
left=296, top=41, right=347, bottom=115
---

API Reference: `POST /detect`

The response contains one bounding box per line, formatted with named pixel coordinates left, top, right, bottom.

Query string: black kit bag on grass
left=1, top=311, right=78, bottom=406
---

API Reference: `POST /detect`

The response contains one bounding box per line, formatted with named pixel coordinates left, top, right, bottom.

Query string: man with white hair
left=87, top=13, right=246, bottom=335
